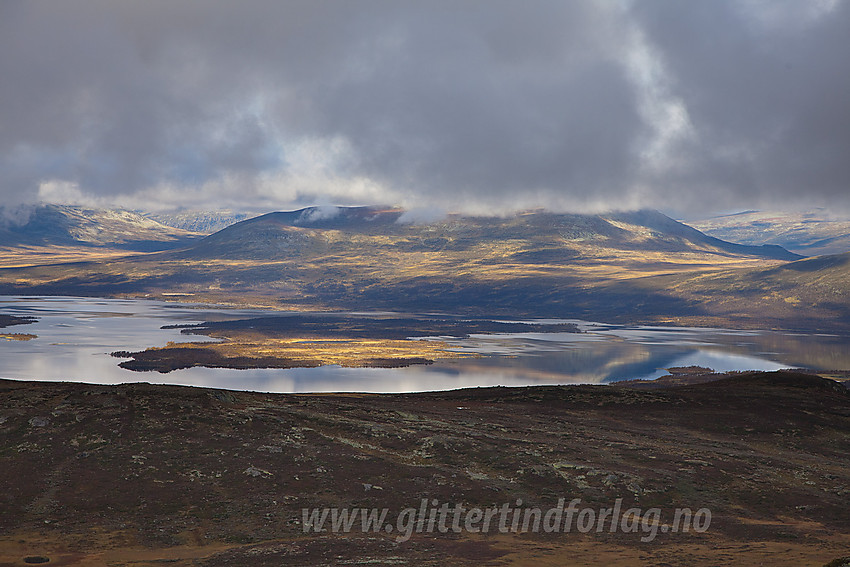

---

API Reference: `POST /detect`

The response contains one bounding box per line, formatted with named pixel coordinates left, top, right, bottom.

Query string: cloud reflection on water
left=1, top=296, right=842, bottom=393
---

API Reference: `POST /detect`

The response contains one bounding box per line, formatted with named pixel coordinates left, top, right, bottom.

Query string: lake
left=1, top=295, right=848, bottom=393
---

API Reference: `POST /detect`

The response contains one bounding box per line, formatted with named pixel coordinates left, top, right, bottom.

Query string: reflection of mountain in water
left=744, top=332, right=850, bottom=370
left=437, top=326, right=850, bottom=384
left=1, top=296, right=847, bottom=391
left=450, top=340, right=657, bottom=383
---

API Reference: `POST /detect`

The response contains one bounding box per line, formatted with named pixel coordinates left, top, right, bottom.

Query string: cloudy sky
left=1, top=0, right=848, bottom=216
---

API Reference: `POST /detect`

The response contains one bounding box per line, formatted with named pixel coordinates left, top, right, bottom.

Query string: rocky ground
left=1, top=371, right=849, bottom=566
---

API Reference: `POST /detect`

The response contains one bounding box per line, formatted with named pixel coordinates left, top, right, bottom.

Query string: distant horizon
left=2, top=200, right=849, bottom=224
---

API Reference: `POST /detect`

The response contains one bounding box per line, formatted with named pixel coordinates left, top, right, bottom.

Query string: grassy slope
left=630, top=252, right=850, bottom=330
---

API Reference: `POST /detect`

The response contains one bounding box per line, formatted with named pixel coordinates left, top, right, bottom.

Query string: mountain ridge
left=0, top=204, right=202, bottom=251
left=183, top=205, right=802, bottom=262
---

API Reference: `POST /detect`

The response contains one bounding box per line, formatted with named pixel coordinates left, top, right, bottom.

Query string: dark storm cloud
left=0, top=0, right=848, bottom=213
left=630, top=0, right=850, bottom=210
left=302, top=1, right=642, bottom=205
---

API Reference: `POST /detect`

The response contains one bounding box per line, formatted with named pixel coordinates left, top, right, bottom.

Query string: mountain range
left=5, top=204, right=846, bottom=330
left=687, top=209, right=850, bottom=256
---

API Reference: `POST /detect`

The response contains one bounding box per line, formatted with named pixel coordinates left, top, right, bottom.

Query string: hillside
left=0, top=204, right=202, bottom=251
left=1, top=372, right=849, bottom=565
left=687, top=210, right=850, bottom=256
left=144, top=210, right=252, bottom=234
left=629, top=251, right=850, bottom=330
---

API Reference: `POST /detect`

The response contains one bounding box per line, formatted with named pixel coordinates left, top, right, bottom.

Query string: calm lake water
left=1, top=296, right=848, bottom=393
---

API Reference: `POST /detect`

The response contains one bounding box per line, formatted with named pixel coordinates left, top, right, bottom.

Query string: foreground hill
left=0, top=204, right=202, bottom=251
left=687, top=210, right=850, bottom=256
left=1, top=372, right=848, bottom=565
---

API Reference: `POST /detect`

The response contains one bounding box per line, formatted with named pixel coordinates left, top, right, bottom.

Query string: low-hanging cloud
left=1, top=0, right=848, bottom=215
